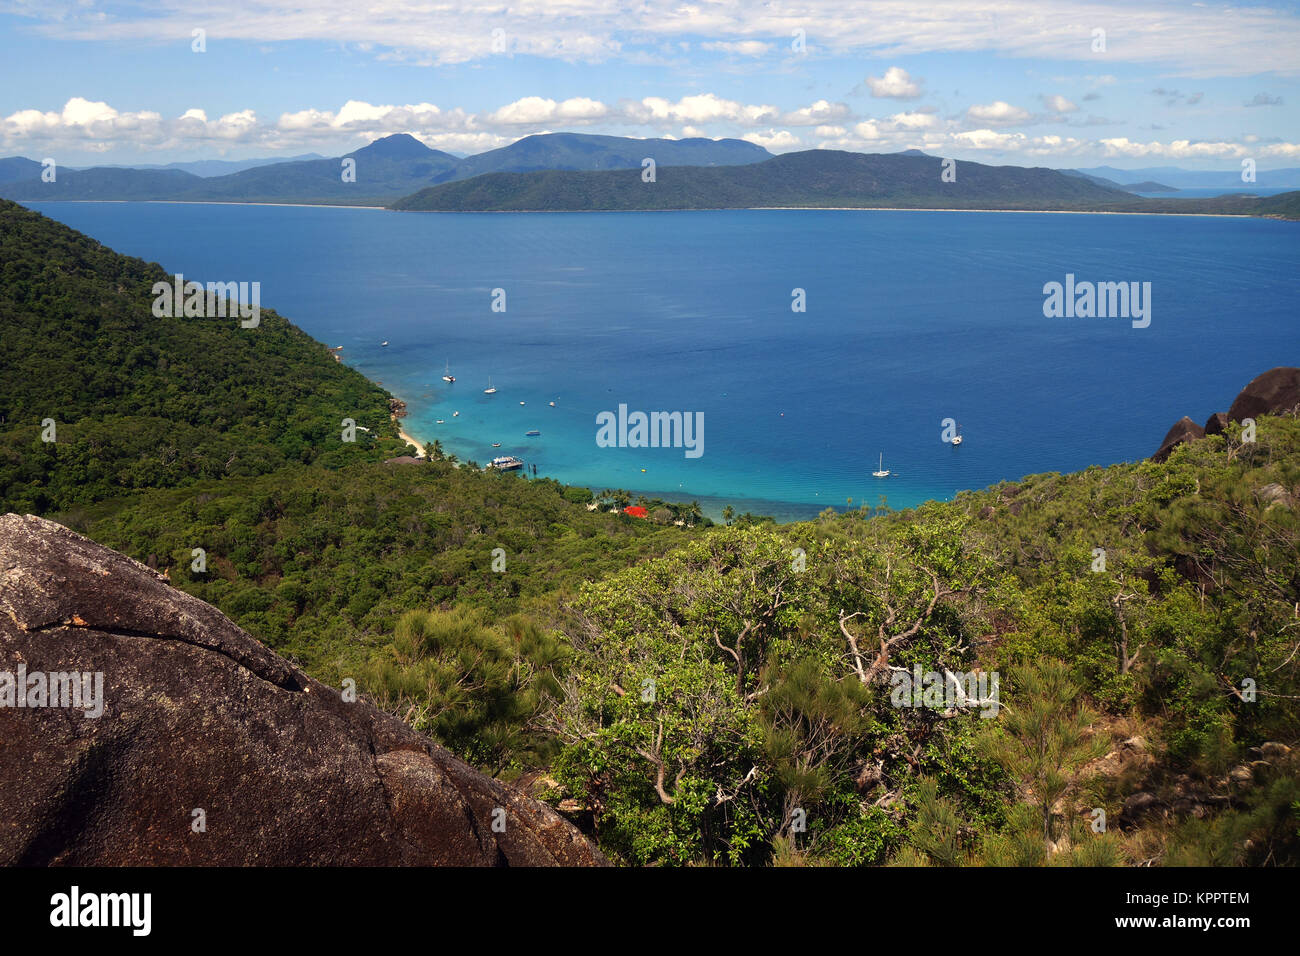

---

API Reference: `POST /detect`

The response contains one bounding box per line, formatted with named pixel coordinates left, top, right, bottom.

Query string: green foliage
left=360, top=609, right=566, bottom=773
left=0, top=200, right=404, bottom=514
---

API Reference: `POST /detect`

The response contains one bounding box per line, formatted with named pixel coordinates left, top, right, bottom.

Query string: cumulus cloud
left=627, top=94, right=779, bottom=125
left=741, top=129, right=801, bottom=149
left=8, top=94, right=1299, bottom=166
left=887, top=111, right=937, bottom=130
left=781, top=100, right=850, bottom=126
left=488, top=96, right=608, bottom=124
left=966, top=101, right=1031, bottom=126
left=866, top=67, right=922, bottom=99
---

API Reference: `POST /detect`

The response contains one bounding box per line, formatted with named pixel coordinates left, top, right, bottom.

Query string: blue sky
left=1, top=0, right=1296, bottom=169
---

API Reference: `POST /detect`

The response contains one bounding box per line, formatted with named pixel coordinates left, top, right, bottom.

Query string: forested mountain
left=392, top=148, right=1139, bottom=211
left=0, top=198, right=405, bottom=512
left=392, top=149, right=1300, bottom=217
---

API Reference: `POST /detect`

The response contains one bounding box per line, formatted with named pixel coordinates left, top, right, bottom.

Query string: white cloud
left=866, top=66, right=921, bottom=99
left=701, top=40, right=771, bottom=56
left=782, top=100, right=850, bottom=126
left=1042, top=95, right=1078, bottom=113
left=9, top=1, right=1300, bottom=75
left=966, top=101, right=1032, bottom=126
left=742, top=129, right=801, bottom=150
left=488, top=96, right=608, bottom=124
left=887, top=111, right=937, bottom=130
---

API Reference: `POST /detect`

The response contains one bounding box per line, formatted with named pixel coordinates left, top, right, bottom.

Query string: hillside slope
left=0, top=199, right=406, bottom=513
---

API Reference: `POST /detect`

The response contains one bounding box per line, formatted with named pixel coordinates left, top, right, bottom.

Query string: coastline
left=23, top=200, right=387, bottom=210
left=396, top=420, right=427, bottom=457
left=21, top=199, right=1275, bottom=220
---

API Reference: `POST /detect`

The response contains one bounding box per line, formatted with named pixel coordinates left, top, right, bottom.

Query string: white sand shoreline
left=396, top=421, right=427, bottom=457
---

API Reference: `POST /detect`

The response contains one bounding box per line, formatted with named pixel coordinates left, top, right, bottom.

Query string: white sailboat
left=483, top=377, right=497, bottom=395
left=951, top=422, right=963, bottom=446
left=872, top=453, right=890, bottom=478
left=442, top=361, right=455, bottom=383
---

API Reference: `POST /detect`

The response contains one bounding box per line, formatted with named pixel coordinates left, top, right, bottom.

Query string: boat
left=435, top=419, right=445, bottom=425
left=872, top=453, right=890, bottom=478
left=951, top=423, right=963, bottom=446
left=548, top=401, right=556, bottom=407
left=441, top=361, right=454, bottom=383
left=452, top=411, right=459, bottom=417
left=492, top=442, right=501, bottom=448
left=489, top=456, right=524, bottom=471
left=519, top=401, right=526, bottom=406
left=525, top=429, right=540, bottom=436
left=483, top=377, right=496, bottom=395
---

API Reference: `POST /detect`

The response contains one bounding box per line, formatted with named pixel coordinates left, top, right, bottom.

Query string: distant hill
left=1121, top=181, right=1178, bottom=193
left=0, top=134, right=460, bottom=205
left=0, top=132, right=771, bottom=204
left=0, top=157, right=44, bottom=184
left=8, top=165, right=205, bottom=200
left=447, top=132, right=769, bottom=182
left=83, top=154, right=325, bottom=177
left=1073, top=165, right=1300, bottom=189
left=391, top=149, right=1137, bottom=212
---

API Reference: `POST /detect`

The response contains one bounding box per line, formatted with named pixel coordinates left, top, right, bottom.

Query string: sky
left=1, top=0, right=1297, bottom=170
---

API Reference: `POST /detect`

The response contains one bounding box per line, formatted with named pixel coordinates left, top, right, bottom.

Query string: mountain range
left=0, top=132, right=770, bottom=204
left=3, top=132, right=1296, bottom=214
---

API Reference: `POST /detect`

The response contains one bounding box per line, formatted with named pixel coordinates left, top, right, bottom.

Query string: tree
left=979, top=660, right=1108, bottom=851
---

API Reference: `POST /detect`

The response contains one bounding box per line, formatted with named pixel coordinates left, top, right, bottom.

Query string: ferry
left=489, top=456, right=524, bottom=471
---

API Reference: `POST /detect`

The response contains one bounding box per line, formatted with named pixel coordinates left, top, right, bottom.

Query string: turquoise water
left=24, top=202, right=1300, bottom=521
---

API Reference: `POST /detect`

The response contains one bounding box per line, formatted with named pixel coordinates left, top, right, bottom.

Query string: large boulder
left=1228, top=366, right=1300, bottom=423
left=0, top=513, right=605, bottom=866
left=1153, top=416, right=1205, bottom=462
left=1203, top=411, right=1229, bottom=436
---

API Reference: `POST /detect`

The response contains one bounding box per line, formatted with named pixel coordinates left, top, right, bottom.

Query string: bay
left=23, top=201, right=1299, bottom=521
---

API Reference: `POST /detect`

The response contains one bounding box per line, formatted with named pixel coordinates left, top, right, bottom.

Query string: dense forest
left=2, top=199, right=1296, bottom=866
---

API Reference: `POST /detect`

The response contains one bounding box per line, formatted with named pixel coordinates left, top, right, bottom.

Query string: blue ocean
left=24, top=202, right=1300, bottom=521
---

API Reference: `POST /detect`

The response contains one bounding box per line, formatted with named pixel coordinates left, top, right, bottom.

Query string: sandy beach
left=396, top=422, right=427, bottom=457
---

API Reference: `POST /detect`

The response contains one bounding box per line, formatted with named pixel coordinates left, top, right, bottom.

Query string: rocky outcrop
left=1152, top=416, right=1205, bottom=463
left=0, top=513, right=606, bottom=866
left=1154, top=366, right=1300, bottom=460
left=1228, top=366, right=1300, bottom=423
